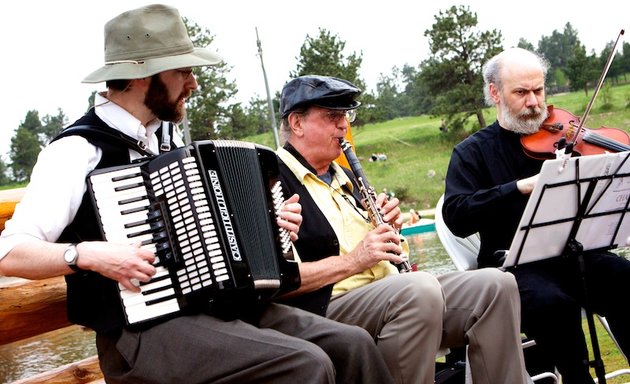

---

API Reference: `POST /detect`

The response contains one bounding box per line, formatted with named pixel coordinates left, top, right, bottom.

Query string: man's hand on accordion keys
left=276, top=193, right=302, bottom=242
left=78, top=241, right=157, bottom=292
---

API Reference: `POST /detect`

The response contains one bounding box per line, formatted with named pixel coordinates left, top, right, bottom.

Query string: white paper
left=503, top=151, right=630, bottom=267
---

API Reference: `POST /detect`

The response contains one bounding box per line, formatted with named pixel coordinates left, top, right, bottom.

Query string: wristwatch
left=63, top=243, right=81, bottom=272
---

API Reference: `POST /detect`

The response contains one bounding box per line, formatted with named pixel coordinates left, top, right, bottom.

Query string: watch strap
left=65, top=243, right=82, bottom=272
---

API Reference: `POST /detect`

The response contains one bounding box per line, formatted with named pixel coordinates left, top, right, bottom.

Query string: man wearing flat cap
left=276, top=74, right=530, bottom=383
left=0, top=7, right=395, bottom=384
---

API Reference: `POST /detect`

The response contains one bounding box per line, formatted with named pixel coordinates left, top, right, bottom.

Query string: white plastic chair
left=434, top=195, right=479, bottom=272
left=435, top=194, right=630, bottom=383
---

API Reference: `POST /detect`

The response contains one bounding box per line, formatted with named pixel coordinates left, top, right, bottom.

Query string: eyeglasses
left=316, top=109, right=357, bottom=124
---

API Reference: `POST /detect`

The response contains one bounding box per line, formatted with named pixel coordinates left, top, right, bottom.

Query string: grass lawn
left=584, top=315, right=629, bottom=382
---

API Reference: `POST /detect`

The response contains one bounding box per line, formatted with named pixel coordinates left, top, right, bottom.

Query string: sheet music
left=502, top=151, right=630, bottom=268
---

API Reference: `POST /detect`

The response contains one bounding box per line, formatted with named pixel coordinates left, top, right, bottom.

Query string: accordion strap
left=57, top=125, right=154, bottom=157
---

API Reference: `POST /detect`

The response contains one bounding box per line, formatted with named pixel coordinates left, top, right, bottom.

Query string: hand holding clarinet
left=339, top=138, right=412, bottom=273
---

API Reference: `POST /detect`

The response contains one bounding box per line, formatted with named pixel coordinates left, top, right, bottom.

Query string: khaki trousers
left=327, top=268, right=528, bottom=384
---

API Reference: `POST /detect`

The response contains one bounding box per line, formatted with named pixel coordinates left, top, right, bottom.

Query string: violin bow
left=571, top=29, right=624, bottom=149
left=558, top=29, right=625, bottom=170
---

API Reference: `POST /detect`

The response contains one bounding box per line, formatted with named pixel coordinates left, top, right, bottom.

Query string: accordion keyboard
left=90, top=155, right=231, bottom=324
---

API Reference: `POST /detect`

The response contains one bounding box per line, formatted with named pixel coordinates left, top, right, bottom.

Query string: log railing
left=0, top=188, right=104, bottom=384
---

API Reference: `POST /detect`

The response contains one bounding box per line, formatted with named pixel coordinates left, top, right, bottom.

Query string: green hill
left=248, top=82, right=630, bottom=213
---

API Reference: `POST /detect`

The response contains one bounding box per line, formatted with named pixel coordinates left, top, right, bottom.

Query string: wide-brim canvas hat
left=280, top=75, right=362, bottom=118
left=83, top=4, right=222, bottom=83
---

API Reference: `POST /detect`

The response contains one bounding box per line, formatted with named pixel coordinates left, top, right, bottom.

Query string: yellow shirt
left=276, top=148, right=397, bottom=297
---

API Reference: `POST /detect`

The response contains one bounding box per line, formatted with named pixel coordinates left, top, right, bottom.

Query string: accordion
left=88, top=140, right=300, bottom=327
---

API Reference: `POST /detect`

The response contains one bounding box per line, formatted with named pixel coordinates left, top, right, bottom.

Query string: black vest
left=276, top=146, right=363, bottom=316
left=54, top=109, right=175, bottom=334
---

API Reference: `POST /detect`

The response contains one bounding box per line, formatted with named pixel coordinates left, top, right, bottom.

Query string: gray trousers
left=96, top=303, right=394, bottom=384
left=326, top=268, right=529, bottom=384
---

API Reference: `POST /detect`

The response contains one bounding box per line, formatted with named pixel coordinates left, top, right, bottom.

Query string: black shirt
left=443, top=121, right=544, bottom=267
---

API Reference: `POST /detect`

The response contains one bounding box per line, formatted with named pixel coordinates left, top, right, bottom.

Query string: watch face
left=64, top=245, right=78, bottom=264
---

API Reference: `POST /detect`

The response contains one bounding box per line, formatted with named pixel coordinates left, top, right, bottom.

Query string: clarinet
left=338, top=138, right=412, bottom=273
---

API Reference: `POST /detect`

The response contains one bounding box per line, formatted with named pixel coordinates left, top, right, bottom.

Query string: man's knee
left=343, top=324, right=377, bottom=349
left=475, top=268, right=519, bottom=295
left=292, top=342, right=336, bottom=383
left=397, top=272, right=445, bottom=323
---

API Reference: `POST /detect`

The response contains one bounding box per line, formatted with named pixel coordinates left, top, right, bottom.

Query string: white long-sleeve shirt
left=0, top=93, right=183, bottom=260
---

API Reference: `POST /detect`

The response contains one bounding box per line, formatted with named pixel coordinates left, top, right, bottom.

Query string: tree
left=372, top=70, right=404, bottom=122
left=400, top=64, right=433, bottom=116
left=517, top=38, right=535, bottom=51
left=291, top=28, right=366, bottom=96
left=538, top=23, right=581, bottom=69
left=9, top=124, right=41, bottom=182
left=0, top=156, right=9, bottom=186
left=565, top=45, right=596, bottom=95
left=182, top=18, right=239, bottom=141
left=289, top=28, right=374, bottom=126
left=537, top=23, right=581, bottom=91
left=421, top=5, right=503, bottom=132
left=599, top=42, right=624, bottom=86
left=40, top=108, right=68, bottom=144
left=9, top=110, right=43, bottom=182
left=244, top=97, right=275, bottom=135
left=20, top=110, right=42, bottom=137
left=620, top=42, right=630, bottom=82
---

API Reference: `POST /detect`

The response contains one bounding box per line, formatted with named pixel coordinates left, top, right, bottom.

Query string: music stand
left=502, top=151, right=630, bottom=384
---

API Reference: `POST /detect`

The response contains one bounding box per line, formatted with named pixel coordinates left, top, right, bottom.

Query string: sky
left=0, top=1, right=627, bottom=158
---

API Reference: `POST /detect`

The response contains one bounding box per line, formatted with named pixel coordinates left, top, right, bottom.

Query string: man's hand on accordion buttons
left=81, top=241, right=157, bottom=292
left=278, top=193, right=302, bottom=242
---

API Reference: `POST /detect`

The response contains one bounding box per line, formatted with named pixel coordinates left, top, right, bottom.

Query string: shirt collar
left=278, top=143, right=354, bottom=191
left=93, top=93, right=162, bottom=152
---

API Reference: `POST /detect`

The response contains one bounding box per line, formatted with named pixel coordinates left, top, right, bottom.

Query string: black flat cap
left=280, top=75, right=361, bottom=118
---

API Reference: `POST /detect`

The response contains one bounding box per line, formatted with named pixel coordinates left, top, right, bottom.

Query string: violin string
left=582, top=130, right=630, bottom=152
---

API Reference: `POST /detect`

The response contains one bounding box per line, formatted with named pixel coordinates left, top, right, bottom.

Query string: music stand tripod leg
left=566, top=238, right=607, bottom=383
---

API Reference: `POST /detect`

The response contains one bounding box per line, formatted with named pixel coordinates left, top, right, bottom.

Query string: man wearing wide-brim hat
left=0, top=5, right=395, bottom=384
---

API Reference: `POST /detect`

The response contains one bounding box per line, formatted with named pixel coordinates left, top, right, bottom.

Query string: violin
left=520, top=105, right=630, bottom=160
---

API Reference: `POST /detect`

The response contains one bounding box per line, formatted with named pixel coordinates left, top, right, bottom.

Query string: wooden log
left=0, top=276, right=70, bottom=345
left=9, top=355, right=104, bottom=384
left=0, top=277, right=105, bottom=383
left=0, top=188, right=104, bottom=382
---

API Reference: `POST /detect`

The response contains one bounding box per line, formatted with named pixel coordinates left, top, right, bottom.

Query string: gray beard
left=501, top=107, right=549, bottom=135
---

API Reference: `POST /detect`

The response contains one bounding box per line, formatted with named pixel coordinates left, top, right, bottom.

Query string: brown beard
left=144, top=74, right=188, bottom=123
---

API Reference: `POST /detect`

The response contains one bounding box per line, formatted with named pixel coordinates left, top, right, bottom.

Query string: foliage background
left=246, top=82, right=630, bottom=213
left=3, top=5, right=630, bottom=185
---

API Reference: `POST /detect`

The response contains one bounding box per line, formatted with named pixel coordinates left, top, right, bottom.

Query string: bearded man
left=442, top=47, right=630, bottom=384
left=0, top=5, right=396, bottom=383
